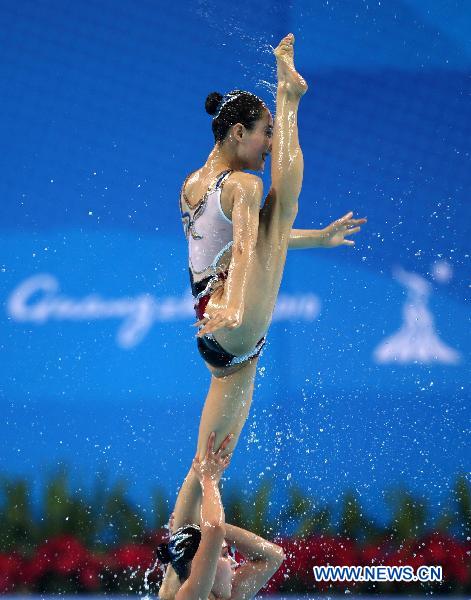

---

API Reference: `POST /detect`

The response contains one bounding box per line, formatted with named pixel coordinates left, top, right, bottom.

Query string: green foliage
left=0, top=468, right=169, bottom=553
left=0, top=469, right=469, bottom=554
left=385, top=486, right=428, bottom=540
left=278, top=485, right=333, bottom=536
left=339, top=489, right=382, bottom=542
left=101, top=480, right=145, bottom=544
left=152, top=488, right=170, bottom=530
left=0, top=476, right=37, bottom=554
left=224, top=480, right=273, bottom=536
left=454, top=474, right=471, bottom=539
left=41, top=469, right=98, bottom=546
left=250, top=479, right=273, bottom=537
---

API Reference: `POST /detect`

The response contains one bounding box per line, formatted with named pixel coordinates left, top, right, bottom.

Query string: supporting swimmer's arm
left=176, top=433, right=231, bottom=600
left=226, top=523, right=284, bottom=600
left=225, top=523, right=284, bottom=564
left=176, top=481, right=225, bottom=600
left=289, top=212, right=367, bottom=250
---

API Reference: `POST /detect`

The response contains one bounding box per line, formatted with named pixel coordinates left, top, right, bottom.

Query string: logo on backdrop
left=373, top=263, right=461, bottom=365
left=6, top=274, right=321, bottom=349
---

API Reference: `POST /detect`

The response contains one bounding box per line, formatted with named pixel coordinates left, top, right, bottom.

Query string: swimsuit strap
left=181, top=169, right=233, bottom=210
left=213, top=169, right=233, bottom=191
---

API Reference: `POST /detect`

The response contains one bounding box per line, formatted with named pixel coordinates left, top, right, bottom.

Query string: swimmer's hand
left=319, top=211, right=367, bottom=248
left=193, top=306, right=243, bottom=338
left=192, top=432, right=233, bottom=484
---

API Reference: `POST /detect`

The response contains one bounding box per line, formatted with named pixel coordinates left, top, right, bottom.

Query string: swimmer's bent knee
left=197, top=333, right=266, bottom=373
left=207, top=357, right=258, bottom=379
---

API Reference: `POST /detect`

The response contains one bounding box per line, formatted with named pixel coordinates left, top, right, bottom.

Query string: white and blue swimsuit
left=179, top=169, right=266, bottom=368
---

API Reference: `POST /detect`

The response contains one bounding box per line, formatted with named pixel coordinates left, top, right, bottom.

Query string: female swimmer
left=160, top=32, right=366, bottom=598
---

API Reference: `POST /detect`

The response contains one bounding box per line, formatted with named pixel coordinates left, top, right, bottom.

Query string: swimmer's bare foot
left=274, top=33, right=308, bottom=98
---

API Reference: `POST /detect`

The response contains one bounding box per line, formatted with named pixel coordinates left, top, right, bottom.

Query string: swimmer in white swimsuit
left=160, top=33, right=367, bottom=599
left=180, top=168, right=266, bottom=369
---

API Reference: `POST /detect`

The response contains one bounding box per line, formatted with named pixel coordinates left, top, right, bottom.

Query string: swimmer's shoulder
left=224, top=171, right=263, bottom=203
left=221, top=171, right=263, bottom=220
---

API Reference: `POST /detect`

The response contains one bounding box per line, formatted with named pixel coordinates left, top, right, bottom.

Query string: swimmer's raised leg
left=201, top=33, right=308, bottom=351
left=270, top=32, right=308, bottom=213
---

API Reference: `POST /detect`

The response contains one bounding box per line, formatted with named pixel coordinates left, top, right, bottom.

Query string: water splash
left=143, top=558, right=166, bottom=598
left=194, top=0, right=278, bottom=103
left=256, top=78, right=277, bottom=101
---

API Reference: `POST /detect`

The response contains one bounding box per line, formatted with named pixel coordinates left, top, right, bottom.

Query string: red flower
left=79, top=564, right=101, bottom=590
left=21, top=534, right=92, bottom=586
left=111, top=543, right=155, bottom=571
left=262, top=535, right=359, bottom=593
left=95, top=551, right=118, bottom=572
left=359, top=537, right=395, bottom=567
left=4, top=527, right=470, bottom=594
left=303, top=535, right=359, bottom=591
left=261, top=537, right=298, bottom=593
left=420, top=531, right=470, bottom=584
left=384, top=538, right=415, bottom=567
left=0, top=553, right=23, bottom=593
left=382, top=532, right=470, bottom=585
left=22, top=551, right=48, bottom=583
left=142, top=528, right=169, bottom=547
left=54, top=537, right=89, bottom=575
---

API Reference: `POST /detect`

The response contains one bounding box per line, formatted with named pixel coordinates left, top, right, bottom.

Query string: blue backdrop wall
left=1, top=0, right=469, bottom=527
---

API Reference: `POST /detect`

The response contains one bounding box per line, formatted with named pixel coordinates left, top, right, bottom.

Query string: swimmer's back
left=183, top=167, right=263, bottom=222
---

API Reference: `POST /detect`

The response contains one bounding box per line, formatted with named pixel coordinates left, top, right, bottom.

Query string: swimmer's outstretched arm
left=225, top=523, right=284, bottom=600
left=289, top=211, right=367, bottom=249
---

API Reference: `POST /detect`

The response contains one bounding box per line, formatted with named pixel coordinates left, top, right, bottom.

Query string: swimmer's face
left=211, top=541, right=237, bottom=599
left=232, top=107, right=273, bottom=172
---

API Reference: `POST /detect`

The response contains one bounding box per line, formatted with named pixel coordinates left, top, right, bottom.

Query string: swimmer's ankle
left=277, top=82, right=303, bottom=101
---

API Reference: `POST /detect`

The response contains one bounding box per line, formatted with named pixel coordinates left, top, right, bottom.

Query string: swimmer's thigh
left=196, top=357, right=258, bottom=459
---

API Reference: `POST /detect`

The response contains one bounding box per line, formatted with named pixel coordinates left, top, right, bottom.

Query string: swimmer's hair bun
left=205, top=92, right=223, bottom=116
left=155, top=542, right=172, bottom=564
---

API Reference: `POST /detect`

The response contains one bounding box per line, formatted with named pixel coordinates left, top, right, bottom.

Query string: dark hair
left=156, top=525, right=201, bottom=581
left=205, top=90, right=267, bottom=144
